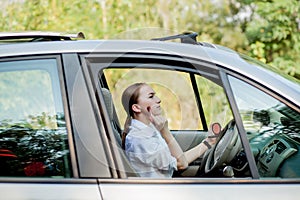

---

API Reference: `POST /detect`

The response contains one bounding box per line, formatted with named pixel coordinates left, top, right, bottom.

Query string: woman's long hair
left=121, top=83, right=146, bottom=149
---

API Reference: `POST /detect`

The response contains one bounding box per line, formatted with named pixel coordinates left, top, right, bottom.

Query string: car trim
left=98, top=178, right=300, bottom=184
left=0, top=31, right=85, bottom=41
left=80, top=54, right=121, bottom=178
left=58, top=55, right=79, bottom=178
left=190, top=73, right=208, bottom=130
left=220, top=70, right=260, bottom=179
left=62, top=53, right=112, bottom=178
left=0, top=178, right=97, bottom=184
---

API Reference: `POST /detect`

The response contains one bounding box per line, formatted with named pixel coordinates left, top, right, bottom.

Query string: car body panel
left=99, top=179, right=299, bottom=200
left=0, top=180, right=101, bottom=200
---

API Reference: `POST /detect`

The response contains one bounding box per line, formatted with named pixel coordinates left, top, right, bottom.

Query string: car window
left=104, top=68, right=233, bottom=131
left=228, top=75, right=300, bottom=178
left=195, top=75, right=232, bottom=129
left=104, top=68, right=203, bottom=130
left=0, top=59, right=72, bottom=178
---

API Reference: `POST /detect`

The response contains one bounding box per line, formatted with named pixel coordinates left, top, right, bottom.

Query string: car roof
left=0, top=39, right=299, bottom=106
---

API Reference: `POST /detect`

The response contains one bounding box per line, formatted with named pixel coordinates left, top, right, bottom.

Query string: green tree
left=240, top=0, right=300, bottom=78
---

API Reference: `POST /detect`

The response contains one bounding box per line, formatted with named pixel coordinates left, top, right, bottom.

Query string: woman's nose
left=155, top=96, right=161, bottom=103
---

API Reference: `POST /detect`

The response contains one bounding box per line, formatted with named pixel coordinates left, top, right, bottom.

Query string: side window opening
left=103, top=67, right=202, bottom=131
left=0, top=59, right=72, bottom=178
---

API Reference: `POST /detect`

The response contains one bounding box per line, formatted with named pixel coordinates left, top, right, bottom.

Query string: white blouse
left=125, top=119, right=177, bottom=178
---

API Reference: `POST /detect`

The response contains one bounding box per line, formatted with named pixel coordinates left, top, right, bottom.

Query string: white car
left=0, top=32, right=299, bottom=200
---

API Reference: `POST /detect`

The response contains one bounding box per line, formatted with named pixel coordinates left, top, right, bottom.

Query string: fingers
left=151, top=114, right=166, bottom=131
left=147, top=106, right=155, bottom=123
left=147, top=105, right=160, bottom=121
left=147, top=106, right=166, bottom=130
left=149, top=105, right=162, bottom=116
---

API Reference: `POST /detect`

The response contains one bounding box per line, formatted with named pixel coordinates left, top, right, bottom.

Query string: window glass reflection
left=0, top=59, right=71, bottom=178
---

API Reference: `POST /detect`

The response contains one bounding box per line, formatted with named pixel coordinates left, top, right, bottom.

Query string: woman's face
left=136, top=84, right=162, bottom=116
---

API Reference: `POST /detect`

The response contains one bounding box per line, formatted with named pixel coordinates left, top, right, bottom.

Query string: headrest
left=101, top=88, right=114, bottom=119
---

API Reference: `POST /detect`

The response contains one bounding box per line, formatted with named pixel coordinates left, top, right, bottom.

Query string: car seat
left=101, top=88, right=138, bottom=177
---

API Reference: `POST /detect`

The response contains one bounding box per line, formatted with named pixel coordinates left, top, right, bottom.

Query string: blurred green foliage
left=0, top=0, right=299, bottom=79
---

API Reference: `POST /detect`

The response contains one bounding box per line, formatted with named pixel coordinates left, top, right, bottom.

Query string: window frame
left=83, top=53, right=260, bottom=179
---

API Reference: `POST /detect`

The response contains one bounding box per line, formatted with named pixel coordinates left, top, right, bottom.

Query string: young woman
left=121, top=83, right=219, bottom=178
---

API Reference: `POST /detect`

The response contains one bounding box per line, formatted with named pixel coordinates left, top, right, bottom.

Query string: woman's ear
left=132, top=104, right=141, bottom=113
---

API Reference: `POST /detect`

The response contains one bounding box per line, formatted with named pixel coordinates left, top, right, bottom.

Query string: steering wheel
left=204, top=120, right=242, bottom=174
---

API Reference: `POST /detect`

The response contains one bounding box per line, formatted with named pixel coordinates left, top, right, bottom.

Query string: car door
left=81, top=50, right=300, bottom=200
left=0, top=55, right=102, bottom=200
